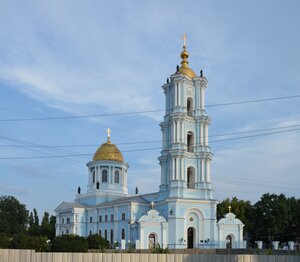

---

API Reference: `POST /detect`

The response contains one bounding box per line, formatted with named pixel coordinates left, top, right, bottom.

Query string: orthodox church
left=55, top=38, right=245, bottom=249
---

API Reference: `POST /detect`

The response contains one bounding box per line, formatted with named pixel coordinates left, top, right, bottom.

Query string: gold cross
left=228, top=205, right=232, bottom=213
left=183, top=33, right=187, bottom=47
left=106, top=128, right=111, bottom=140
left=150, top=201, right=155, bottom=209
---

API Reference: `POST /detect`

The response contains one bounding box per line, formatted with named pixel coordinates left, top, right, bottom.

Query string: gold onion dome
left=177, top=33, right=196, bottom=78
left=93, top=129, right=124, bottom=162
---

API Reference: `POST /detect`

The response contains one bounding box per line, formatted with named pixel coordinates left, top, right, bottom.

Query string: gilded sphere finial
left=177, top=33, right=196, bottom=78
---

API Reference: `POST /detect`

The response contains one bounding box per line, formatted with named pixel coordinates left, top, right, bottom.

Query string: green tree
left=33, top=208, right=39, bottom=226
left=86, top=234, right=110, bottom=249
left=249, top=193, right=299, bottom=246
left=0, top=195, right=28, bottom=235
left=40, top=212, right=56, bottom=240
left=51, top=235, right=88, bottom=252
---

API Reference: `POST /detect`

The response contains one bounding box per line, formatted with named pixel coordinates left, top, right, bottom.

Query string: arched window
left=121, top=228, right=125, bottom=240
left=122, top=213, right=125, bottom=220
left=99, top=230, right=101, bottom=236
left=102, top=170, right=108, bottom=183
left=105, top=229, right=107, bottom=240
left=187, top=132, right=194, bottom=152
left=187, top=167, right=195, bottom=189
left=110, top=229, right=114, bottom=243
left=187, top=98, right=193, bottom=117
left=114, top=170, right=120, bottom=183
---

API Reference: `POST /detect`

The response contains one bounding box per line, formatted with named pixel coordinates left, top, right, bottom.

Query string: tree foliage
left=51, top=235, right=88, bottom=252
left=0, top=195, right=28, bottom=235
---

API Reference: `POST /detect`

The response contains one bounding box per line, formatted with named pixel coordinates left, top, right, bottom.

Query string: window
left=122, top=213, right=125, bottom=220
left=187, top=98, right=193, bottom=117
left=148, top=233, right=156, bottom=249
left=102, top=170, right=108, bottom=183
left=99, top=215, right=102, bottom=222
left=110, top=229, right=114, bottom=243
left=93, top=170, right=95, bottom=183
left=187, top=132, right=194, bottom=152
left=75, top=227, right=77, bottom=234
left=114, top=170, right=120, bottom=183
left=75, top=214, right=78, bottom=222
left=121, top=228, right=125, bottom=240
left=90, top=216, right=93, bottom=223
left=66, top=229, right=69, bottom=234
left=99, top=230, right=101, bottom=236
left=105, top=215, right=108, bottom=222
left=111, top=214, right=114, bottom=221
left=105, top=229, right=107, bottom=240
left=187, top=167, right=195, bottom=189
left=90, top=230, right=92, bottom=235
left=62, top=218, right=64, bottom=224
left=66, top=217, right=70, bottom=224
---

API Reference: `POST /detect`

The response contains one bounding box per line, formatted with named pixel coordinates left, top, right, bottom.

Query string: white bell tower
left=159, top=36, right=214, bottom=200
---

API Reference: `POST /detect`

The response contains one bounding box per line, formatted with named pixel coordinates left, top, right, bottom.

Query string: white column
left=160, top=163, right=164, bottom=185
left=178, top=83, right=181, bottom=107
left=197, top=159, right=201, bottom=182
left=200, top=124, right=204, bottom=145
left=172, top=122, right=175, bottom=143
left=175, top=121, right=177, bottom=143
left=181, top=158, right=184, bottom=180
left=206, top=160, right=211, bottom=182
left=170, top=158, right=174, bottom=180
left=204, top=125, right=209, bottom=146
left=201, top=160, right=205, bottom=182
left=175, top=158, right=179, bottom=180
left=200, top=87, right=205, bottom=111
left=175, top=84, right=178, bottom=106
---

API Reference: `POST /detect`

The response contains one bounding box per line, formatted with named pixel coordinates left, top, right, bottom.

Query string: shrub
left=86, top=234, right=110, bottom=249
left=0, top=233, right=10, bottom=248
left=51, top=235, right=88, bottom=252
left=10, top=234, right=47, bottom=251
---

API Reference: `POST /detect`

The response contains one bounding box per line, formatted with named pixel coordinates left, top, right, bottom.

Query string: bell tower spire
left=159, top=37, right=213, bottom=200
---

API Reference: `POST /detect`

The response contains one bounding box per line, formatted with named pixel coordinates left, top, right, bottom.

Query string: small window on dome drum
left=115, top=170, right=120, bottom=183
left=102, top=170, right=108, bottom=183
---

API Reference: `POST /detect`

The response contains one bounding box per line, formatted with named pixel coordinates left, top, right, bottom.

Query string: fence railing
left=0, top=249, right=299, bottom=262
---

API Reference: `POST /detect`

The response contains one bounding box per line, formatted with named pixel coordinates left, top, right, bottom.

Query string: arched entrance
left=226, top=235, right=232, bottom=249
left=148, top=233, right=156, bottom=249
left=187, top=227, right=195, bottom=248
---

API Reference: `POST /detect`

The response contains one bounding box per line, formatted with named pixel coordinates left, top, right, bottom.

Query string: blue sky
left=0, top=0, right=299, bottom=216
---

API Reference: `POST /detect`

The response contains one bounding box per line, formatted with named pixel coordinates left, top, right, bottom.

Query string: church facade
left=55, top=40, right=245, bottom=249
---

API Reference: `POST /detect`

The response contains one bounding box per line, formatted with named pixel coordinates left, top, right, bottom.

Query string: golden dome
left=178, top=46, right=196, bottom=78
left=93, top=137, right=124, bottom=162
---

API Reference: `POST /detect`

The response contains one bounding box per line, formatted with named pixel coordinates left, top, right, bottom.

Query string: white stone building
left=55, top=40, right=245, bottom=249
